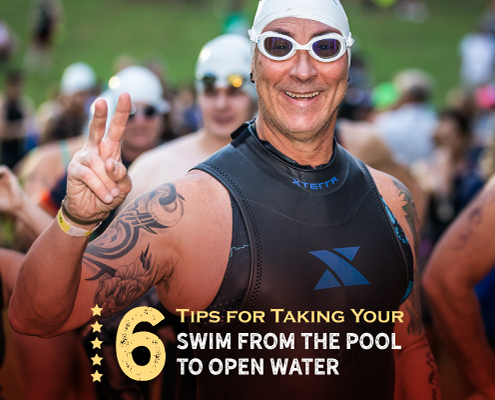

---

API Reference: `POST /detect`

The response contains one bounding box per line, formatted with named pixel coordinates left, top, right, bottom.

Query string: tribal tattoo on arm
left=455, top=185, right=495, bottom=247
left=393, top=178, right=423, bottom=336
left=83, top=183, right=185, bottom=316
left=393, top=179, right=420, bottom=258
left=426, top=350, right=441, bottom=400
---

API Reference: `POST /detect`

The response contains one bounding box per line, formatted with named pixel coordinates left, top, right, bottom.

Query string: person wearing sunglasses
left=120, top=33, right=257, bottom=209
left=11, top=1, right=436, bottom=399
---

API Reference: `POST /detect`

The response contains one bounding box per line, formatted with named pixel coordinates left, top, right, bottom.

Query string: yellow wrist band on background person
left=57, top=207, right=102, bottom=237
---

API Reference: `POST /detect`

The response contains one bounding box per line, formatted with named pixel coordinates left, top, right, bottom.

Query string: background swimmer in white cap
left=121, top=33, right=257, bottom=206
left=11, top=1, right=438, bottom=399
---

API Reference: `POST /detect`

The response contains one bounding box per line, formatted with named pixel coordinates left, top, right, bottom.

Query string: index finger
left=87, top=98, right=109, bottom=150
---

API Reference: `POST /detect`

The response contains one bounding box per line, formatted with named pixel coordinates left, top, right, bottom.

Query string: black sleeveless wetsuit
left=189, top=122, right=414, bottom=400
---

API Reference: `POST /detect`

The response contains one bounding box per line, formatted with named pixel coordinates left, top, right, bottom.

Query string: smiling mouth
left=284, top=91, right=320, bottom=100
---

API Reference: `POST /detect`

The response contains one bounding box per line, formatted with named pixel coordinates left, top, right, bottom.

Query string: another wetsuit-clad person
left=10, top=0, right=439, bottom=399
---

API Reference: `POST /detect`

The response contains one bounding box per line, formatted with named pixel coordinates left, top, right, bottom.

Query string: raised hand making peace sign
left=65, top=93, right=133, bottom=225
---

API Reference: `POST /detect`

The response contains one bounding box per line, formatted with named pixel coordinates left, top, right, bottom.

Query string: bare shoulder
left=130, top=132, right=205, bottom=174
left=17, top=141, right=59, bottom=176
left=18, top=137, right=84, bottom=192
left=368, top=167, right=403, bottom=198
left=170, top=170, right=232, bottom=249
left=368, top=167, right=420, bottom=260
left=126, top=132, right=207, bottom=203
left=425, top=174, right=495, bottom=281
left=174, top=169, right=230, bottom=198
left=153, top=170, right=233, bottom=312
left=119, top=169, right=230, bottom=238
left=458, top=173, right=495, bottom=232
left=434, top=172, right=495, bottom=250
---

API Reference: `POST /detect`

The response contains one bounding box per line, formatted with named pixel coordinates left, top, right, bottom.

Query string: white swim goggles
left=252, top=31, right=354, bottom=63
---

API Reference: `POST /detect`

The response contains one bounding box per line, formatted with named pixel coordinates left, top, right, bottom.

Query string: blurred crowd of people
left=0, top=0, right=493, bottom=399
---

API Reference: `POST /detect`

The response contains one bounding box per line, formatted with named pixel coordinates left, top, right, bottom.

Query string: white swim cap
left=108, top=65, right=170, bottom=114
left=249, top=0, right=354, bottom=64
left=195, top=34, right=257, bottom=100
left=86, top=66, right=170, bottom=136
left=60, top=62, right=97, bottom=96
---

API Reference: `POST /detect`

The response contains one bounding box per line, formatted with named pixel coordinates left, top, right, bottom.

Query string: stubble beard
left=257, top=86, right=345, bottom=146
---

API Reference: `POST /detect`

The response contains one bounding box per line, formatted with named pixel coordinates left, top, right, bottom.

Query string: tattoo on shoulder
left=456, top=187, right=495, bottom=247
left=83, top=183, right=185, bottom=316
left=392, top=179, right=420, bottom=258
left=392, top=179, right=424, bottom=336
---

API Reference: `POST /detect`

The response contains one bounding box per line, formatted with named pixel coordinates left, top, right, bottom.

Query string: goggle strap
left=248, top=29, right=258, bottom=43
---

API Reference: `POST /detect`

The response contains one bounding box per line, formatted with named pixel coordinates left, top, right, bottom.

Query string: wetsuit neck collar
left=250, top=123, right=336, bottom=171
left=231, top=120, right=350, bottom=194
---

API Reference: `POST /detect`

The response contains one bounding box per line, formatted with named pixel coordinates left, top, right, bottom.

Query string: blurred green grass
left=0, top=0, right=489, bottom=107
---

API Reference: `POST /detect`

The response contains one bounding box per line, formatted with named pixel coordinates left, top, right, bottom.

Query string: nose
left=288, top=50, right=318, bottom=83
left=213, top=91, right=229, bottom=110
left=132, top=112, right=147, bottom=124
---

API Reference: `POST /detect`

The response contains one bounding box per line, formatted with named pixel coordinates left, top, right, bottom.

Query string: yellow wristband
left=57, top=208, right=101, bottom=237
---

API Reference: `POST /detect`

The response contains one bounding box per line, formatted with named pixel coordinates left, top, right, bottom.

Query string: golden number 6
left=116, top=306, right=166, bottom=381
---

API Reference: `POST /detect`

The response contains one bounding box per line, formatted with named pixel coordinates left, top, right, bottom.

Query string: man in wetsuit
left=10, top=0, right=439, bottom=398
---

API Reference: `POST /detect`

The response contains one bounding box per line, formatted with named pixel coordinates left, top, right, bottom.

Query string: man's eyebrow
left=271, top=28, right=294, bottom=37
left=269, top=28, right=341, bottom=38
left=314, top=28, right=340, bottom=37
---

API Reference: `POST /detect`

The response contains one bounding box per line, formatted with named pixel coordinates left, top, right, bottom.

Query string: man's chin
left=209, top=122, right=240, bottom=140
left=274, top=117, right=333, bottom=139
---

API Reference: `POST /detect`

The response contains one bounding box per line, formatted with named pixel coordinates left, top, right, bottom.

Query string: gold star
left=91, top=321, right=103, bottom=333
left=91, top=337, right=103, bottom=349
left=91, top=354, right=103, bottom=366
left=91, top=370, right=103, bottom=382
left=91, top=305, right=103, bottom=316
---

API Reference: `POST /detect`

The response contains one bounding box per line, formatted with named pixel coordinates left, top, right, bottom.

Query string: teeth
left=285, top=91, right=320, bottom=99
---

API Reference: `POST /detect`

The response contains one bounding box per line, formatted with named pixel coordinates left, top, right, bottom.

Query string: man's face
left=198, top=86, right=255, bottom=140
left=122, top=102, right=163, bottom=153
left=253, top=17, right=349, bottom=141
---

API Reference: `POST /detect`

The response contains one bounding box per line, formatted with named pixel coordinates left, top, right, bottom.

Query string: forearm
left=394, top=338, right=441, bottom=400
left=9, top=220, right=91, bottom=337
left=425, top=277, right=495, bottom=397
